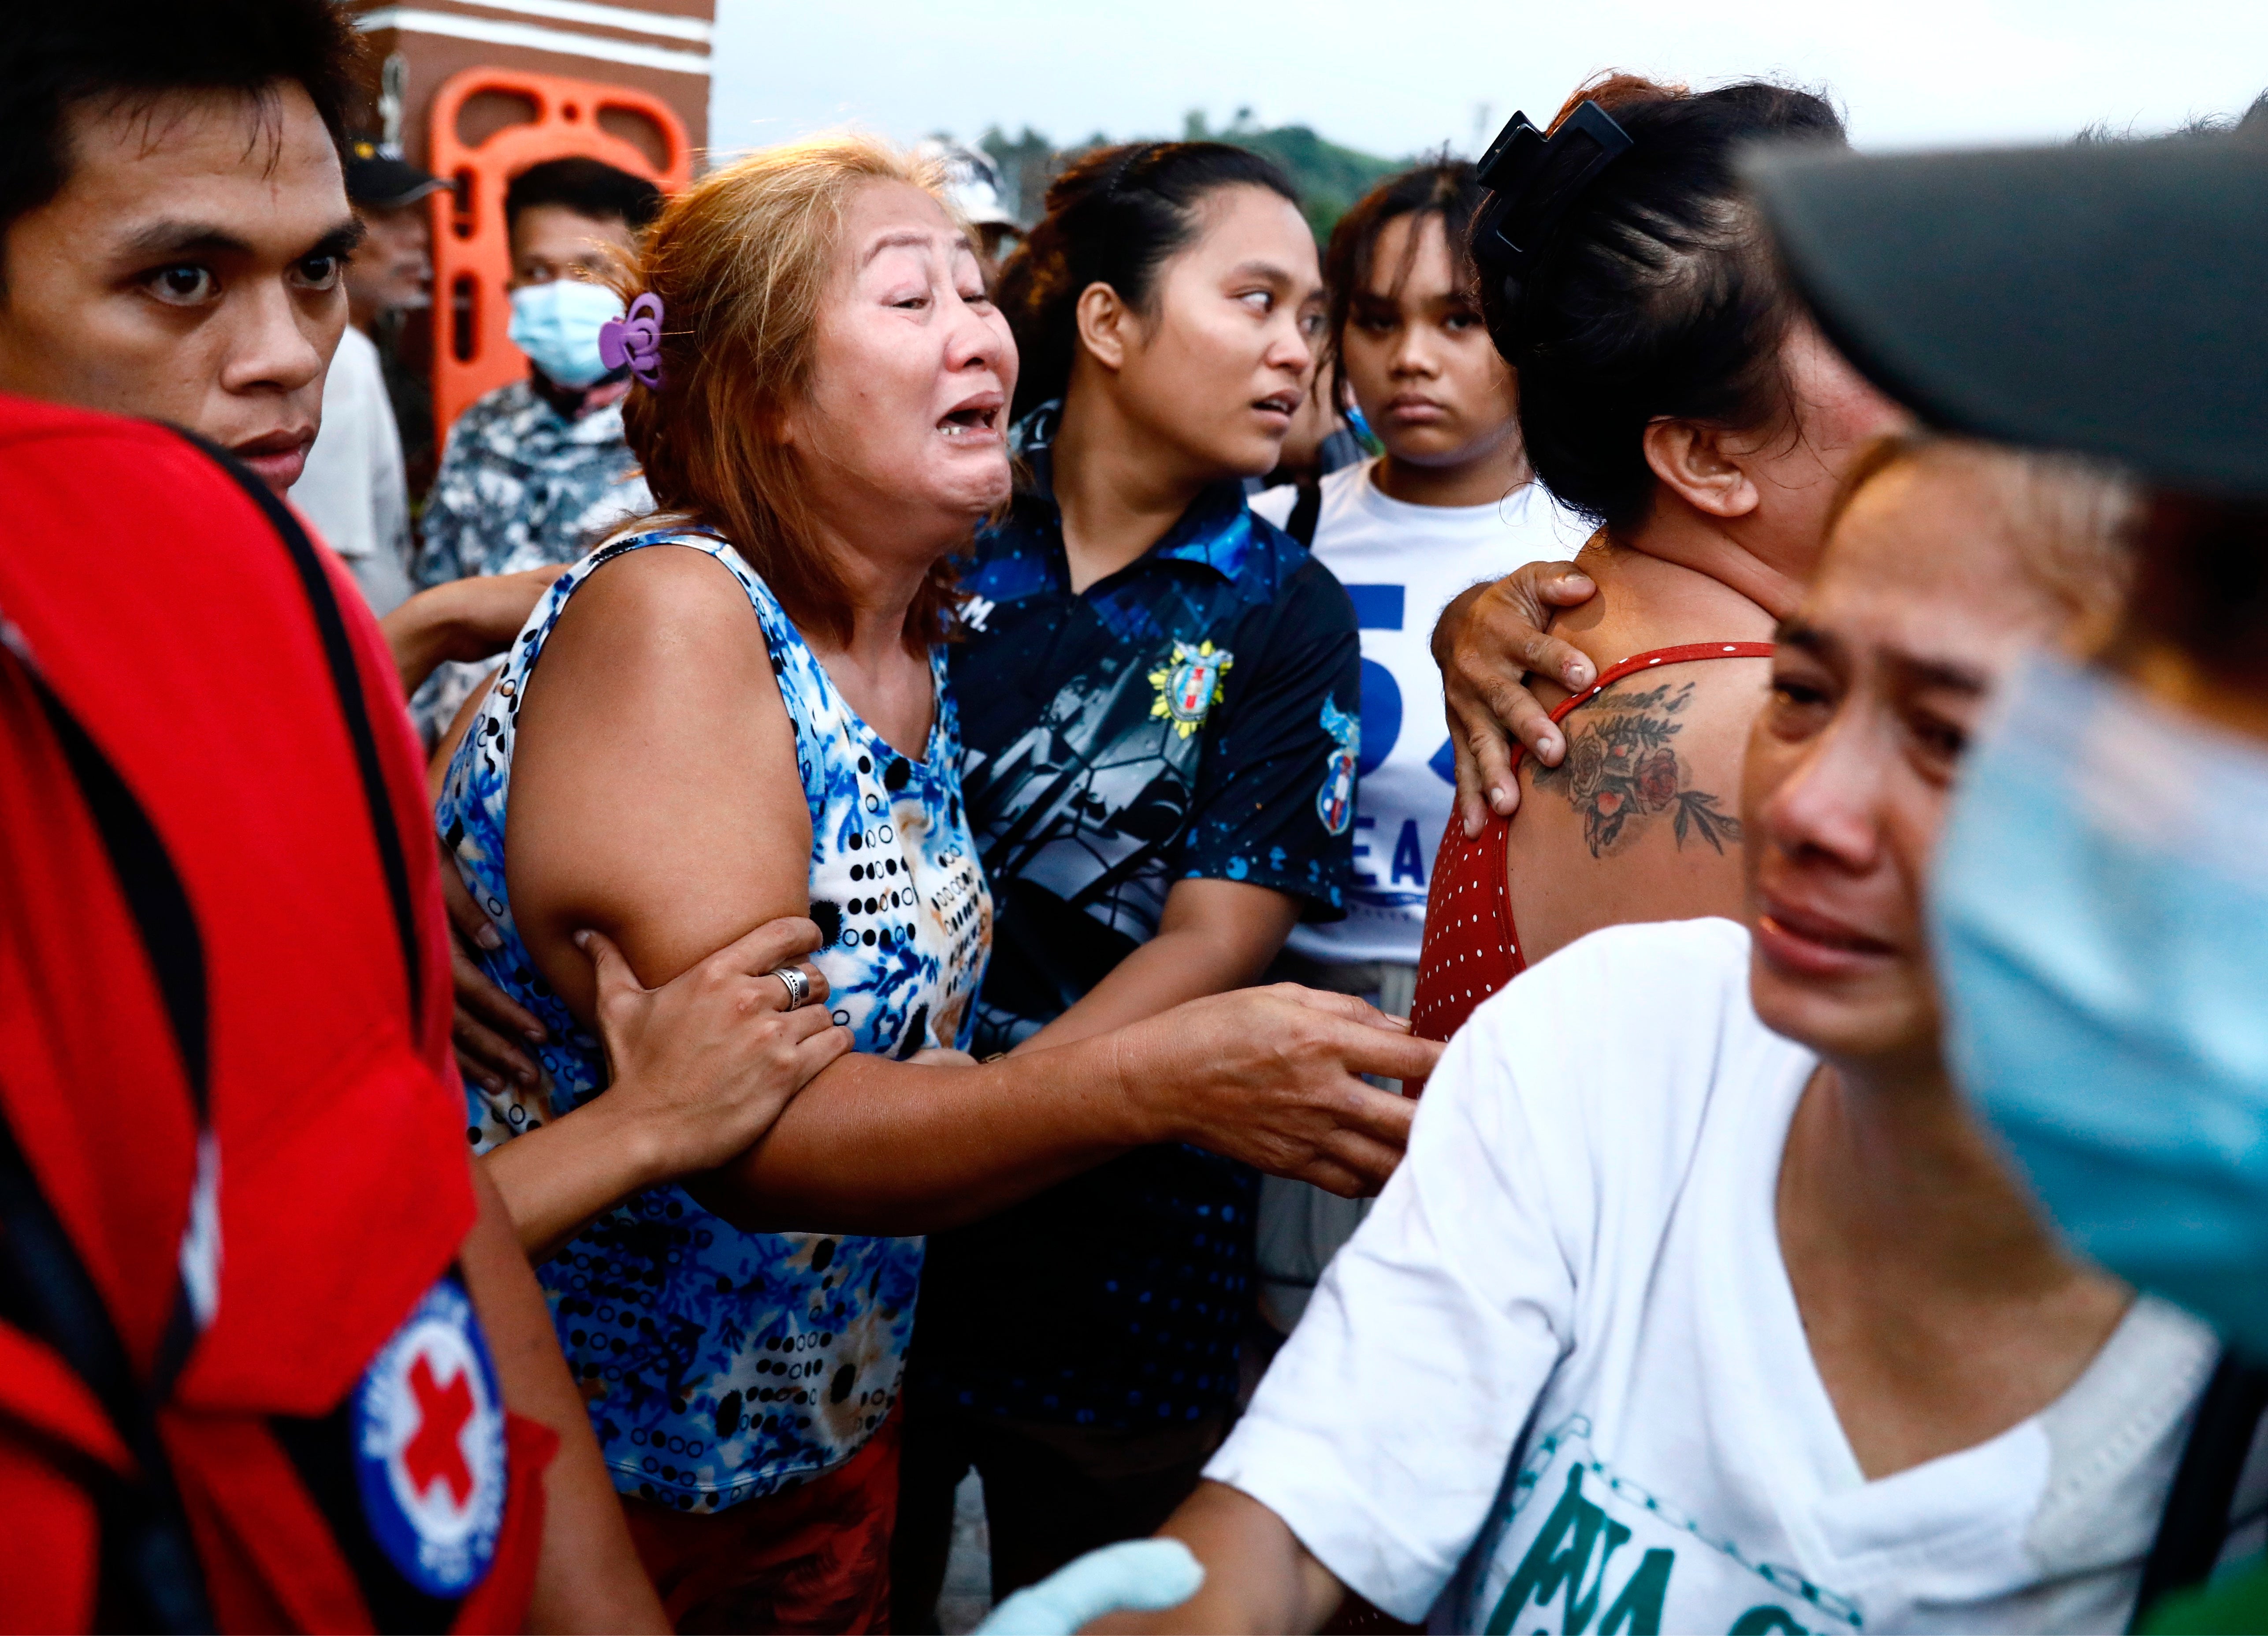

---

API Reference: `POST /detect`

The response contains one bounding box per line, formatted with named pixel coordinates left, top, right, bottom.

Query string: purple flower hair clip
left=599, top=291, right=667, bottom=389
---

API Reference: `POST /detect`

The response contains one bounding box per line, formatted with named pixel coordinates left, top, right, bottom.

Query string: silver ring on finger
left=770, top=965, right=812, bottom=1011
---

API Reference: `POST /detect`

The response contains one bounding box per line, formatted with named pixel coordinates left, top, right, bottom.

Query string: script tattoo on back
left=1532, top=680, right=1744, bottom=859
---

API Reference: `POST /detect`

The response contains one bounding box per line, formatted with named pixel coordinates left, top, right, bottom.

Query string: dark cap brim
left=347, top=154, right=446, bottom=210
left=1744, top=137, right=2268, bottom=498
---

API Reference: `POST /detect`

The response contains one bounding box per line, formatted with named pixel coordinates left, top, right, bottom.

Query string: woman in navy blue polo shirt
left=897, top=141, right=1366, bottom=1620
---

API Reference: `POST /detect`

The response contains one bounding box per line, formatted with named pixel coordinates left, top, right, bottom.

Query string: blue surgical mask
left=506, top=279, right=622, bottom=390
left=1933, top=649, right=2268, bottom=1353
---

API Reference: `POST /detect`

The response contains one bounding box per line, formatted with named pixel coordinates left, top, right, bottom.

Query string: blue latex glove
left=975, top=1538, right=1207, bottom=1635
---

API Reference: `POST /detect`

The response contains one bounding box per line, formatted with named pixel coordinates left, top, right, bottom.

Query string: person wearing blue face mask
left=408, top=156, right=665, bottom=1097
left=506, top=273, right=627, bottom=391
left=409, top=156, right=663, bottom=744
left=1745, top=121, right=2268, bottom=1633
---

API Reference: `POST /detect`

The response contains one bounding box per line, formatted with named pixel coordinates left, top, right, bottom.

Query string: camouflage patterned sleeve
left=410, top=401, right=490, bottom=591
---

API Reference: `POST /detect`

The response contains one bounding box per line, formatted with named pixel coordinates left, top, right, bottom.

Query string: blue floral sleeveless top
left=435, top=528, right=991, bottom=1510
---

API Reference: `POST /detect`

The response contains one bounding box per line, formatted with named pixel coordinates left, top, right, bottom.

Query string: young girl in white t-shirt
left=1250, top=160, right=1584, bottom=1330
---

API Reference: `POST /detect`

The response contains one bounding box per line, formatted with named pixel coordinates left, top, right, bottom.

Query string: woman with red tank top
left=1411, top=76, right=1906, bottom=1044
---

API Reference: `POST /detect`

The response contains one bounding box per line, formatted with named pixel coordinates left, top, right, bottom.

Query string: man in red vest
left=0, top=394, right=670, bottom=1630
left=0, top=1, right=824, bottom=1626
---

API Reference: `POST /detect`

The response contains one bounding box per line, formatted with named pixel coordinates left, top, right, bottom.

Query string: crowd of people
left=2, top=2, right=2265, bottom=1633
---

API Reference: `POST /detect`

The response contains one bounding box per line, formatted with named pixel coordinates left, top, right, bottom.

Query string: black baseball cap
left=345, top=135, right=445, bottom=211
left=1744, top=134, right=2268, bottom=497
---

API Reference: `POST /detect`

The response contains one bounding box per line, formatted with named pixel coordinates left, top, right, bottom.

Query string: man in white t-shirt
left=293, top=139, right=439, bottom=614
left=1249, top=160, right=1584, bottom=1332
left=296, top=323, right=412, bottom=610
left=1069, top=442, right=2259, bottom=1635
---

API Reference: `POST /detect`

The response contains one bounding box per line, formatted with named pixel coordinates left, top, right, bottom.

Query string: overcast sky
left=710, top=0, right=2267, bottom=163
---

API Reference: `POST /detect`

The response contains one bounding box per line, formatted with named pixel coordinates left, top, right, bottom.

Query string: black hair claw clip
left=1470, top=100, right=1635, bottom=294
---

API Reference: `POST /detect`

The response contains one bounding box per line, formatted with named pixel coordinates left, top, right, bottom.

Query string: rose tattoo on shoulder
left=1532, top=680, right=1743, bottom=859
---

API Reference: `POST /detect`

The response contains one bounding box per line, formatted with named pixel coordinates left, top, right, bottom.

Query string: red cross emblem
left=352, top=1279, right=507, bottom=1597
left=402, top=1353, right=476, bottom=1509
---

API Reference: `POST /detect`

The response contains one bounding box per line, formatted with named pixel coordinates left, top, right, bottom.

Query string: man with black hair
left=412, top=157, right=660, bottom=587
left=409, top=155, right=663, bottom=738
left=0, top=0, right=569, bottom=703
left=0, top=0, right=365, bottom=495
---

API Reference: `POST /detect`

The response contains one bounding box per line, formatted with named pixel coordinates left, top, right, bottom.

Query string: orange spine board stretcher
left=426, top=67, right=691, bottom=435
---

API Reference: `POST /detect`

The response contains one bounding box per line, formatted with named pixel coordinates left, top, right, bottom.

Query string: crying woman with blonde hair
left=431, top=134, right=1438, bottom=1625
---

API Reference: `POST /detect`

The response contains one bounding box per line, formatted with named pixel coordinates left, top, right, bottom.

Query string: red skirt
left=622, top=1409, right=901, bottom=1633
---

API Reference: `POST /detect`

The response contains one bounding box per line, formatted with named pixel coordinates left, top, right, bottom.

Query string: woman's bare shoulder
left=1544, top=539, right=1778, bottom=686
left=517, top=538, right=794, bottom=780
left=520, top=541, right=784, bottom=727
left=506, top=539, right=808, bottom=1006
left=564, top=538, right=766, bottom=635
left=1507, top=647, right=1766, bottom=965
left=1530, top=654, right=1763, bottom=850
